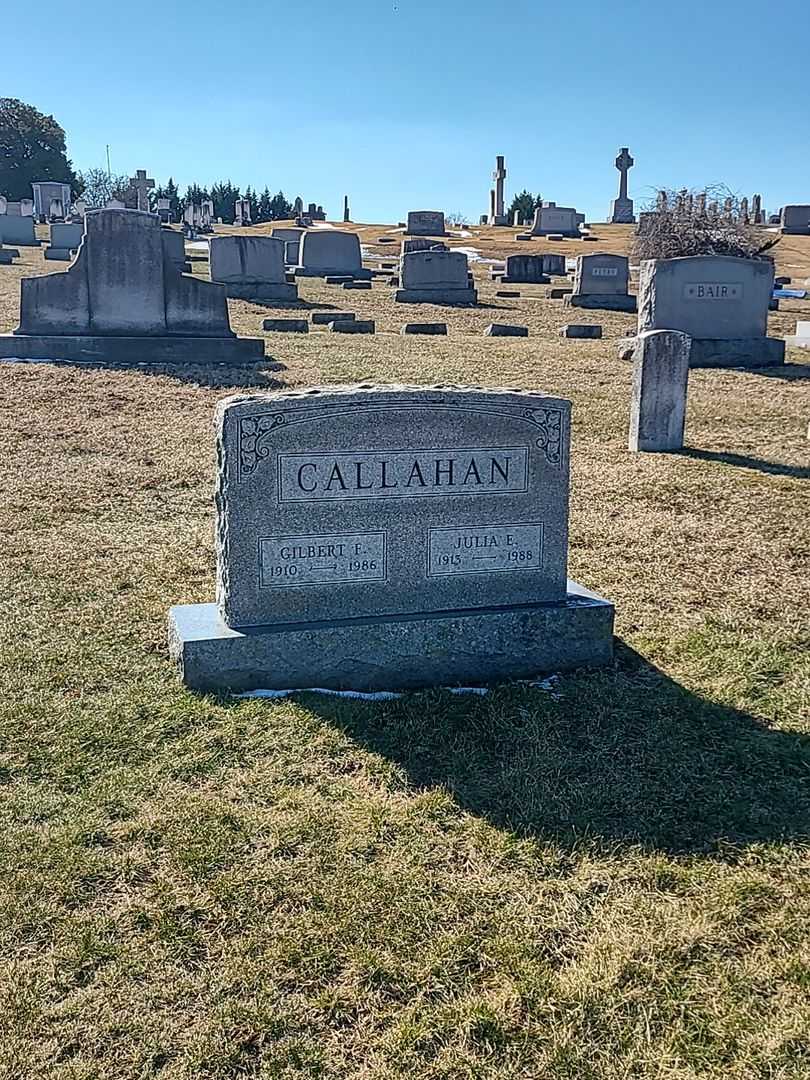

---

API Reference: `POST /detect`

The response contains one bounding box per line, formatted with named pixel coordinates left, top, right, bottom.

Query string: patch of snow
left=449, top=230, right=473, bottom=238
left=187, top=241, right=209, bottom=251
left=310, top=221, right=336, bottom=229
left=453, top=245, right=502, bottom=265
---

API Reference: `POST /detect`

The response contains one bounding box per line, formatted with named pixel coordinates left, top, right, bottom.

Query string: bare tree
left=76, top=166, right=130, bottom=208
left=632, top=185, right=776, bottom=262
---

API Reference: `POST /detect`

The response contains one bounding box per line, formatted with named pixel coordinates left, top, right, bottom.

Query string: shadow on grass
left=750, top=361, right=810, bottom=381
left=682, top=447, right=810, bottom=480
left=300, top=642, right=810, bottom=855
left=0, top=355, right=289, bottom=390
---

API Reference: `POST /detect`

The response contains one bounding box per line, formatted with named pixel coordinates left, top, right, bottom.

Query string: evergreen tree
left=268, top=191, right=293, bottom=221
left=508, top=190, right=540, bottom=225
left=257, top=187, right=272, bottom=223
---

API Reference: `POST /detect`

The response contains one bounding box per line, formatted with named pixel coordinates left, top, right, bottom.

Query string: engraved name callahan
left=278, top=447, right=529, bottom=502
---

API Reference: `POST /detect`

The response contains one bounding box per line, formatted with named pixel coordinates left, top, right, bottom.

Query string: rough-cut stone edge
left=168, top=580, right=614, bottom=692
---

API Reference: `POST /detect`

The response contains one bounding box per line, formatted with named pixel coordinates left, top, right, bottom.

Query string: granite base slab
left=293, top=267, right=373, bottom=280
left=221, top=282, right=298, bottom=301
left=394, top=288, right=478, bottom=305
left=617, top=335, right=785, bottom=368
left=565, top=293, right=637, bottom=312
left=0, top=333, right=265, bottom=365
left=168, top=580, right=615, bottom=693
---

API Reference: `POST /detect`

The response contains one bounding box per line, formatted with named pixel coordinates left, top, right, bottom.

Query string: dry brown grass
left=0, top=222, right=809, bottom=1079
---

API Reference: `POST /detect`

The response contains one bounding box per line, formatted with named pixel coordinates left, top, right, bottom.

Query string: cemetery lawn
left=1, top=225, right=809, bottom=1079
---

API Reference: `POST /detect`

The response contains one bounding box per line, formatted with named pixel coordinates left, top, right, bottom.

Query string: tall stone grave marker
left=566, top=253, right=636, bottom=311
left=608, top=147, right=636, bottom=224
left=488, top=156, right=507, bottom=225
left=129, top=169, right=155, bottom=212
left=628, top=331, right=691, bottom=452
left=168, top=384, right=614, bottom=691
left=209, top=235, right=297, bottom=300
left=0, top=209, right=263, bottom=364
left=637, top=255, right=784, bottom=367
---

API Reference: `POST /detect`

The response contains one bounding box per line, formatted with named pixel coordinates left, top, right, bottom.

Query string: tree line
left=1, top=98, right=301, bottom=223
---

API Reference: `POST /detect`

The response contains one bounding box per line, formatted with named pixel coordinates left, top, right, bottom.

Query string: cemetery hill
left=0, top=90, right=809, bottom=1080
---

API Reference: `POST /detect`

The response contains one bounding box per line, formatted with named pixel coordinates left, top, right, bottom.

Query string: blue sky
left=8, top=0, right=809, bottom=223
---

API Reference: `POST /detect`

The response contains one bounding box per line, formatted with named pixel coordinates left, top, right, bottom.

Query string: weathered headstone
left=566, top=253, right=636, bottom=311
left=234, top=198, right=252, bottom=226
left=628, top=331, right=691, bottom=452
left=406, top=210, right=447, bottom=236
left=395, top=250, right=477, bottom=304
left=530, top=203, right=585, bottom=237
left=637, top=255, right=784, bottom=367
left=168, top=384, right=614, bottom=691
left=0, top=212, right=39, bottom=246
left=156, top=197, right=172, bottom=224
left=0, top=209, right=263, bottom=364
left=607, top=147, right=636, bottom=224
left=495, top=255, right=550, bottom=284
left=160, top=228, right=189, bottom=273
left=293, top=230, right=370, bottom=279
left=780, top=205, right=810, bottom=235
left=402, top=238, right=449, bottom=254
left=44, top=221, right=84, bottom=260
left=209, top=235, right=297, bottom=300
left=270, top=226, right=306, bottom=264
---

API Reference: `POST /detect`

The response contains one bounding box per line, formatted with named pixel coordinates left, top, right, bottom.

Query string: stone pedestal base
left=394, top=288, right=478, bottom=305
left=0, top=333, right=265, bottom=365
left=565, top=293, right=637, bottom=312
left=292, top=266, right=372, bottom=280
left=608, top=198, right=636, bottom=224
left=495, top=275, right=550, bottom=285
left=168, top=580, right=614, bottom=693
left=618, top=335, right=785, bottom=368
left=221, top=282, right=298, bottom=301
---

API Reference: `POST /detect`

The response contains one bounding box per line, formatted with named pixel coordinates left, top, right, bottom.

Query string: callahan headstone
left=168, top=384, right=614, bottom=691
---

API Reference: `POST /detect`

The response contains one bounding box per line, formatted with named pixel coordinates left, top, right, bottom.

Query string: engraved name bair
left=278, top=447, right=529, bottom=502
left=683, top=282, right=743, bottom=301
left=591, top=267, right=619, bottom=277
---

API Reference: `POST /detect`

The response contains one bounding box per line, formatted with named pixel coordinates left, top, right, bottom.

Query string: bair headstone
left=566, top=253, right=636, bottom=311
left=209, top=235, right=297, bottom=300
left=168, top=384, right=614, bottom=691
left=637, top=255, right=784, bottom=367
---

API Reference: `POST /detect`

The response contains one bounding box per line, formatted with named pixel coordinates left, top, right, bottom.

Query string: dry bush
left=631, top=186, right=776, bottom=262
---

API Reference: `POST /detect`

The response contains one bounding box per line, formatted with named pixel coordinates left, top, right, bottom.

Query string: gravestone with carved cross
left=130, top=169, right=155, bottom=212
left=608, top=147, right=636, bottom=224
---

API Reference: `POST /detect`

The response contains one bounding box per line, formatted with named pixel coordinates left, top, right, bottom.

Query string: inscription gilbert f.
left=278, top=447, right=529, bottom=502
